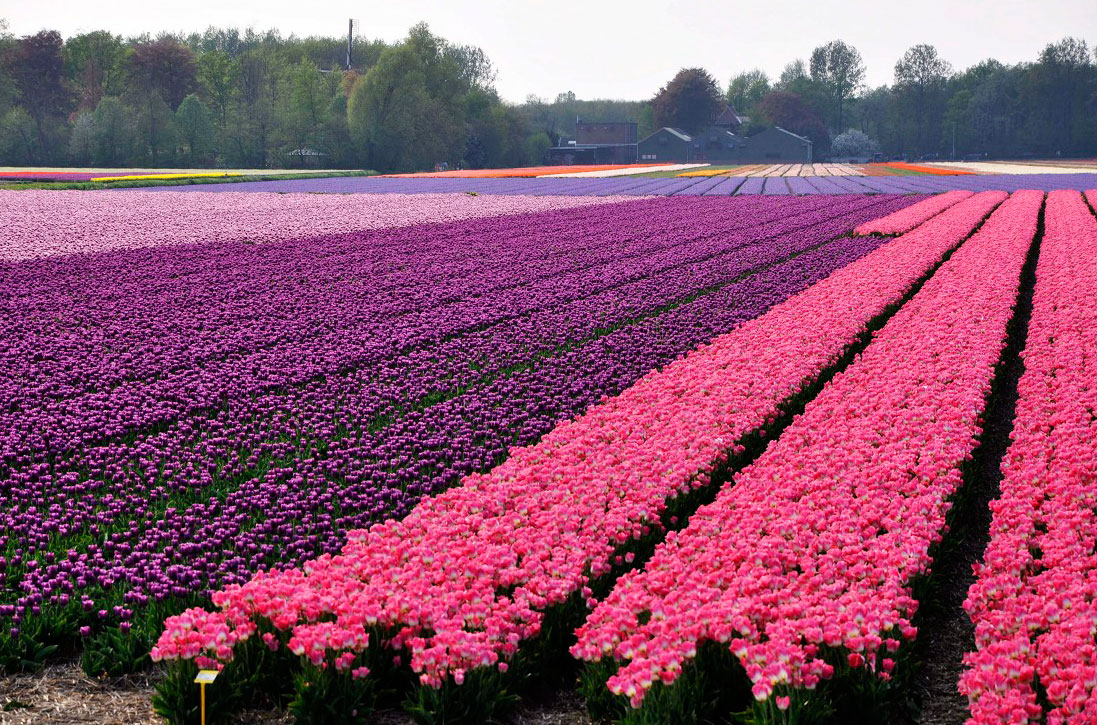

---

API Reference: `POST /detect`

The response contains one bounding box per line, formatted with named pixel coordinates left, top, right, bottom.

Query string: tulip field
left=1, top=185, right=1094, bottom=724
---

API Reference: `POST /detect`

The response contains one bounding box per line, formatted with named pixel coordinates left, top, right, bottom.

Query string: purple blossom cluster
left=0, top=193, right=916, bottom=648
left=127, top=172, right=1097, bottom=196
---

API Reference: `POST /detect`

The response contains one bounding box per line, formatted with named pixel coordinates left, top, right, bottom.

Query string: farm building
left=638, top=127, right=693, bottom=162
left=545, top=120, right=638, bottom=164
left=638, top=126, right=747, bottom=163
left=638, top=105, right=750, bottom=163
left=739, top=126, right=813, bottom=163
left=689, top=127, right=747, bottom=163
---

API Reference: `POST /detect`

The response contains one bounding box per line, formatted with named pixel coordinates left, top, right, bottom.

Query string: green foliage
left=175, top=93, right=214, bottom=162
left=153, top=659, right=244, bottom=725
left=80, top=626, right=153, bottom=678
left=3, top=23, right=1088, bottom=167
left=288, top=664, right=376, bottom=725
left=0, top=107, right=40, bottom=164
left=809, top=40, right=866, bottom=131
left=63, top=30, right=126, bottom=109
left=727, top=69, right=771, bottom=115
left=92, top=95, right=131, bottom=164
left=347, top=41, right=465, bottom=173
left=403, top=667, right=519, bottom=725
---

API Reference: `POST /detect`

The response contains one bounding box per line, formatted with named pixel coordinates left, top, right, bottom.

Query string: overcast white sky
left=6, top=0, right=1095, bottom=103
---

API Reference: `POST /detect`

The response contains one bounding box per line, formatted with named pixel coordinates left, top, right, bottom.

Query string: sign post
left=194, top=669, right=219, bottom=725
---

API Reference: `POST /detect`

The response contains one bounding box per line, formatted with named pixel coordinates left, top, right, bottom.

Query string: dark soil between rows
left=909, top=210, right=1041, bottom=725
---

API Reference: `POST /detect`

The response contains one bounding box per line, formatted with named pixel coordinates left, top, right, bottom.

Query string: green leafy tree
left=1030, top=37, right=1094, bottom=154
left=941, top=88, right=972, bottom=156
left=0, top=106, right=40, bottom=163
left=523, top=131, right=552, bottom=165
left=652, top=67, right=723, bottom=134
left=196, top=50, right=235, bottom=127
left=727, top=69, right=770, bottom=116
left=809, top=40, right=865, bottom=132
left=175, top=93, right=213, bottom=163
left=347, top=44, right=431, bottom=171
left=64, top=31, right=125, bottom=110
left=93, top=95, right=131, bottom=164
left=10, top=30, right=74, bottom=159
left=133, top=91, right=176, bottom=163
left=894, top=44, right=953, bottom=154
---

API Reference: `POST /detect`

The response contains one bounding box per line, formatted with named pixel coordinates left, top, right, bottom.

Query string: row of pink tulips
left=854, top=190, right=973, bottom=236
left=960, top=190, right=1097, bottom=724
left=0, top=191, right=625, bottom=261
left=150, top=192, right=1007, bottom=692
left=572, top=190, right=1042, bottom=715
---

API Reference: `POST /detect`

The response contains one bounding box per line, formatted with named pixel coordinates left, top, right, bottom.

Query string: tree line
left=0, top=21, right=543, bottom=171
left=0, top=19, right=1093, bottom=171
left=651, top=38, right=1096, bottom=160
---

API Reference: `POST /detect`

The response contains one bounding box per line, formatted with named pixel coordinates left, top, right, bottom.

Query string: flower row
left=854, top=190, right=973, bottom=235
left=150, top=192, right=1007, bottom=698
left=572, top=190, right=1040, bottom=713
left=960, top=190, right=1097, bottom=724
left=3, top=196, right=912, bottom=655
left=2, top=194, right=860, bottom=460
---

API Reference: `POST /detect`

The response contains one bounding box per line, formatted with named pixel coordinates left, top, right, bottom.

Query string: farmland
left=1, top=181, right=1095, bottom=725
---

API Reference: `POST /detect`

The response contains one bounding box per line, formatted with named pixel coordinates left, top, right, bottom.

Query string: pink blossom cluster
left=572, top=190, right=1042, bottom=709
left=854, top=190, right=974, bottom=236
left=959, top=190, right=1097, bottom=725
left=0, top=191, right=628, bottom=261
left=150, top=191, right=1008, bottom=687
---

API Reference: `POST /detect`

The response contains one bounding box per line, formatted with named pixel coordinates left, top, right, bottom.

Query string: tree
left=448, top=43, right=495, bottom=92
left=652, top=67, right=723, bottom=134
left=757, top=90, right=830, bottom=151
left=727, top=69, right=770, bottom=116
left=831, top=128, right=879, bottom=158
left=347, top=44, right=434, bottom=171
left=134, top=91, right=176, bottom=163
left=941, top=89, right=972, bottom=157
left=175, top=93, right=213, bottom=163
left=894, top=44, right=953, bottom=154
left=1031, top=37, right=1094, bottom=153
left=196, top=50, right=235, bottom=127
left=128, top=38, right=197, bottom=109
left=93, top=95, right=130, bottom=164
left=64, top=31, right=125, bottom=110
left=10, top=30, right=73, bottom=159
left=777, top=59, right=808, bottom=89
left=809, top=40, right=865, bottom=132
left=0, top=106, right=40, bottom=163
left=68, top=111, right=96, bottom=162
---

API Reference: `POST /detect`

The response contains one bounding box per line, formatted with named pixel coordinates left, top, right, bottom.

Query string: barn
left=739, top=126, right=813, bottom=164
left=638, top=127, right=693, bottom=163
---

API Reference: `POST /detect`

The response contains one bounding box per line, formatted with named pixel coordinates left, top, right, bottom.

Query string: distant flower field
left=1, top=184, right=1094, bottom=724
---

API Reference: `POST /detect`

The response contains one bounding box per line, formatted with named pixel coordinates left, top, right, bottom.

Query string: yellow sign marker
left=194, top=669, right=219, bottom=725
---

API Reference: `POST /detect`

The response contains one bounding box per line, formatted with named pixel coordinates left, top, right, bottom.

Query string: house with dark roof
left=690, top=126, right=747, bottom=162
left=710, top=104, right=748, bottom=130
left=638, top=127, right=693, bottom=163
left=545, top=120, right=639, bottom=165
left=637, top=104, right=752, bottom=163
left=740, top=127, right=813, bottom=164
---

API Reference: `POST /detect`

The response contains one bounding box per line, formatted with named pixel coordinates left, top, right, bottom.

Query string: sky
left=6, top=0, right=1096, bottom=103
